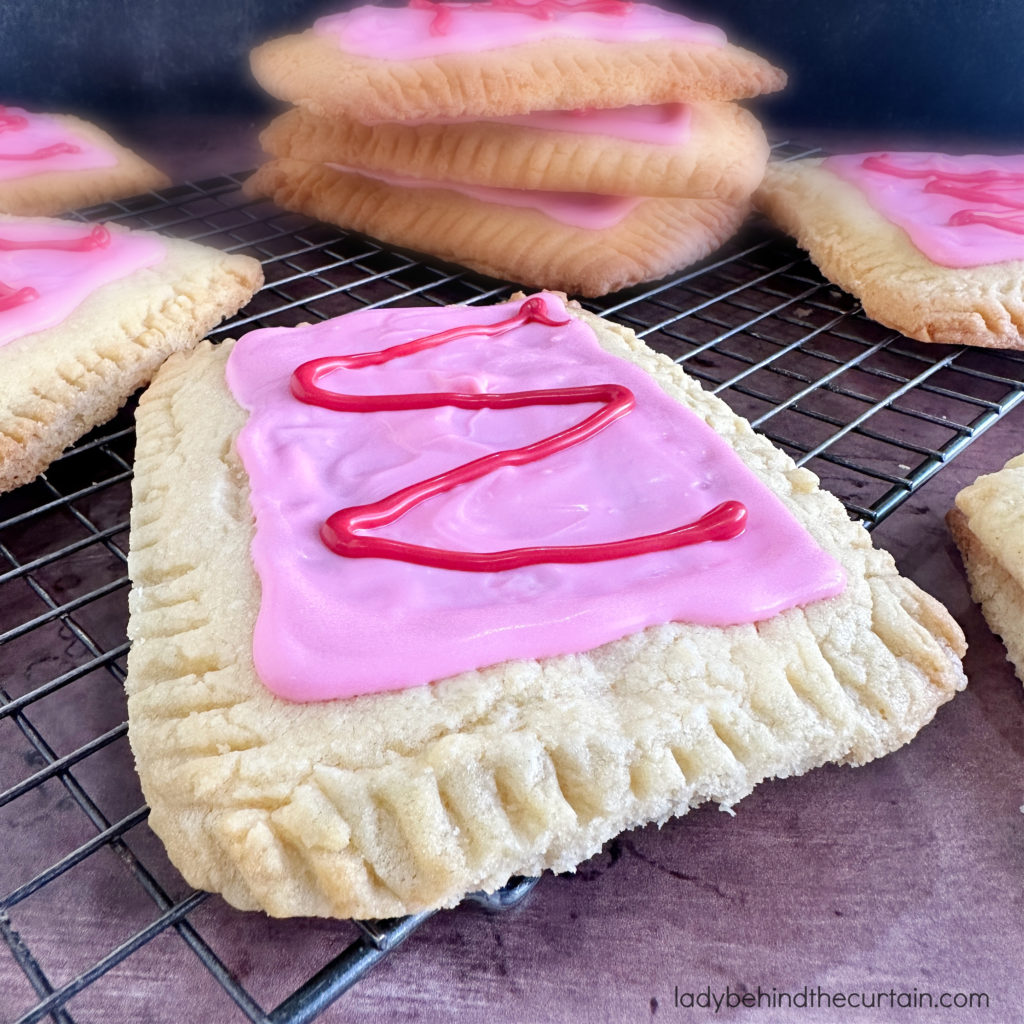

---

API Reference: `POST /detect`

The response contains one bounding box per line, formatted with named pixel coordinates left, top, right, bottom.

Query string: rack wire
left=2, top=149, right=1023, bottom=1023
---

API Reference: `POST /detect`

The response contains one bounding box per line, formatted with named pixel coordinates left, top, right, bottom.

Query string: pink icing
left=0, top=221, right=164, bottom=348
left=328, top=162, right=640, bottom=229
left=0, top=107, right=117, bottom=183
left=313, top=1, right=726, bottom=61
left=493, top=101, right=691, bottom=145
left=369, top=102, right=693, bottom=146
left=826, top=152, right=1024, bottom=268
left=225, top=292, right=845, bottom=702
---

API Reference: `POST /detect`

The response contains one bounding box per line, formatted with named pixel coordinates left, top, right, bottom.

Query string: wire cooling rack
left=2, top=148, right=1024, bottom=1024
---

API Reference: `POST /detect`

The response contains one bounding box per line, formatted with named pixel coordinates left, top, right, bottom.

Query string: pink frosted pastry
left=258, top=100, right=770, bottom=200
left=0, top=215, right=262, bottom=492
left=757, top=153, right=1024, bottom=349
left=125, top=293, right=965, bottom=920
left=244, top=157, right=751, bottom=296
left=0, top=106, right=169, bottom=215
left=250, top=0, right=786, bottom=123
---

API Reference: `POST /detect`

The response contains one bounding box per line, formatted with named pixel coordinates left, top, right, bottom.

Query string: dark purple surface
left=1, top=125, right=1023, bottom=1024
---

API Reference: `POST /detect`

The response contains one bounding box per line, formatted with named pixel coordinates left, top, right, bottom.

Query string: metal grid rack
left=2, top=150, right=1023, bottom=1023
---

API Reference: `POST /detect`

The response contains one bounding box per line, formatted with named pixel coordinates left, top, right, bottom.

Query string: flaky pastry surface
left=259, top=102, right=769, bottom=201
left=250, top=32, right=786, bottom=123
left=0, top=114, right=170, bottom=217
left=126, top=301, right=966, bottom=920
left=948, top=453, right=1024, bottom=683
left=0, top=216, right=263, bottom=493
left=756, top=159, right=1024, bottom=350
left=245, top=159, right=746, bottom=296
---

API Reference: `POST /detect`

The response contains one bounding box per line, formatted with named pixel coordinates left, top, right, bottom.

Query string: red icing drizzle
left=0, top=141, right=81, bottom=161
left=0, top=281, right=38, bottom=313
left=948, top=208, right=1024, bottom=236
left=0, top=225, right=111, bottom=253
left=409, top=0, right=633, bottom=36
left=0, top=225, right=111, bottom=315
left=0, top=107, right=29, bottom=133
left=862, top=154, right=1024, bottom=236
left=290, top=296, right=747, bottom=571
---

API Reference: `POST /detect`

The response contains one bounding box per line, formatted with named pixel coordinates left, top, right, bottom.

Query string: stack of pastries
left=247, top=0, right=786, bottom=296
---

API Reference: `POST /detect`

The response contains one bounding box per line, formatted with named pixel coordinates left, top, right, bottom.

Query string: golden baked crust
left=948, top=453, right=1024, bottom=682
left=0, top=216, right=263, bottom=493
left=126, top=301, right=966, bottom=921
left=0, top=113, right=171, bottom=217
left=755, top=159, right=1024, bottom=350
left=250, top=31, right=786, bottom=123
left=259, top=102, right=769, bottom=201
left=245, top=158, right=747, bottom=296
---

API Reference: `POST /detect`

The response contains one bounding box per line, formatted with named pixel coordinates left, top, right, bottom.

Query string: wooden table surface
left=1, top=118, right=1022, bottom=1024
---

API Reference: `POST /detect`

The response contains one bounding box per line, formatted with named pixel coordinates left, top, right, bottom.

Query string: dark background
left=1, top=1, right=1022, bottom=146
